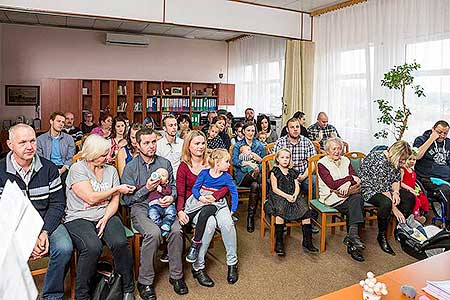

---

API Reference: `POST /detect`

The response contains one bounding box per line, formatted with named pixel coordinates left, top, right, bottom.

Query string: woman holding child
left=176, top=130, right=239, bottom=287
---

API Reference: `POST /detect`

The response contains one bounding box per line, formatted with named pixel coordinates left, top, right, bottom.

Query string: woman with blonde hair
left=64, top=134, right=136, bottom=300
left=360, top=140, right=415, bottom=256
left=176, top=130, right=238, bottom=287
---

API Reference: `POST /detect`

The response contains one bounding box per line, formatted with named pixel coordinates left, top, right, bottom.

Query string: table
left=313, top=250, right=450, bottom=300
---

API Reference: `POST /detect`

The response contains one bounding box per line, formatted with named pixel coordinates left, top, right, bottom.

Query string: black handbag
left=92, top=261, right=123, bottom=300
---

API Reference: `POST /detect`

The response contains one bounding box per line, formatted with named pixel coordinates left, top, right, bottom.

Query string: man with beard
left=122, top=127, right=188, bottom=300
left=414, top=120, right=450, bottom=224
left=245, top=107, right=256, bottom=124
left=37, top=112, right=75, bottom=184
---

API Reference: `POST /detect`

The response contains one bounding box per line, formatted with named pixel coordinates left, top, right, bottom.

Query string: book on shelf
left=191, top=97, right=217, bottom=111
left=162, top=97, right=190, bottom=112
left=133, top=102, right=143, bottom=112
left=117, top=101, right=127, bottom=112
left=146, top=96, right=160, bottom=112
left=117, top=85, right=127, bottom=96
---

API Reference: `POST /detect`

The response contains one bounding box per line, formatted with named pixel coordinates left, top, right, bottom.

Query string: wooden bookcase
left=42, top=79, right=234, bottom=130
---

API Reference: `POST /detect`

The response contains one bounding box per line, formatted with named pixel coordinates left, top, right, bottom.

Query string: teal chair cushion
left=310, top=199, right=339, bottom=214
left=123, top=225, right=134, bottom=239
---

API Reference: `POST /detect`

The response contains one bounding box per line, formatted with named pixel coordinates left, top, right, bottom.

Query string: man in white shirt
left=156, top=115, right=183, bottom=179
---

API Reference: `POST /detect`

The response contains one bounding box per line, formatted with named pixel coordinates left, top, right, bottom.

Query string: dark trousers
left=240, top=173, right=261, bottom=215
left=187, top=205, right=218, bottom=242
left=420, top=177, right=450, bottom=219
left=65, top=216, right=134, bottom=300
left=333, top=193, right=364, bottom=226
left=368, top=192, right=415, bottom=221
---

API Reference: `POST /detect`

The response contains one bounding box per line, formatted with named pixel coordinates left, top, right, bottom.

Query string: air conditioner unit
left=105, top=33, right=150, bottom=47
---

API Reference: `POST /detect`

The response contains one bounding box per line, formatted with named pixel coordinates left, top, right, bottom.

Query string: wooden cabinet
left=41, top=79, right=81, bottom=131
left=218, top=83, right=235, bottom=105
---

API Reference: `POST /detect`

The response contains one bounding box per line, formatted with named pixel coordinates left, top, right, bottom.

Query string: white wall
left=0, top=24, right=228, bottom=124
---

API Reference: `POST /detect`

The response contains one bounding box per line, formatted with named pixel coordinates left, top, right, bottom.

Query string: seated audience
left=117, top=122, right=143, bottom=177
left=0, top=124, right=73, bottom=300
left=212, top=115, right=231, bottom=149
left=307, top=112, right=340, bottom=149
left=225, top=112, right=234, bottom=138
left=91, top=113, right=112, bottom=139
left=177, top=131, right=238, bottom=286
left=108, top=116, right=128, bottom=163
left=265, top=148, right=318, bottom=256
left=63, top=112, right=83, bottom=142
left=37, top=112, right=75, bottom=184
left=157, top=115, right=184, bottom=176
left=359, top=141, right=415, bottom=256
left=281, top=111, right=308, bottom=138
left=231, top=122, right=244, bottom=145
left=201, top=111, right=217, bottom=135
left=245, top=107, right=256, bottom=124
left=206, top=124, right=226, bottom=149
left=232, top=122, right=266, bottom=232
left=177, top=114, right=192, bottom=139
left=80, top=110, right=96, bottom=134
left=143, top=116, right=155, bottom=129
left=256, top=114, right=278, bottom=144
left=64, top=134, right=135, bottom=300
left=413, top=120, right=450, bottom=224
left=317, top=138, right=365, bottom=261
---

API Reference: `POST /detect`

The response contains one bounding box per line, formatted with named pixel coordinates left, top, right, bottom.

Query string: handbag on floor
left=92, top=261, right=123, bottom=300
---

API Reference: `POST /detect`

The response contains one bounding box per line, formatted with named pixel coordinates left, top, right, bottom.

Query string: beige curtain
left=282, top=40, right=315, bottom=125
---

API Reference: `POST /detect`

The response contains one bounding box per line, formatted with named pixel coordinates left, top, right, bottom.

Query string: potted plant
left=374, top=61, right=425, bottom=141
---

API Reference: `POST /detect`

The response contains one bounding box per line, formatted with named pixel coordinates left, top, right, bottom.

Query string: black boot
left=274, top=224, right=285, bottom=256
left=246, top=188, right=259, bottom=233
left=227, top=264, right=238, bottom=284
left=377, top=218, right=395, bottom=256
left=302, top=224, right=319, bottom=253
left=247, top=213, right=255, bottom=233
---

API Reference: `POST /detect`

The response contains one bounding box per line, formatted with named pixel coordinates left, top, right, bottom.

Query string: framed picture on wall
left=5, top=85, right=40, bottom=106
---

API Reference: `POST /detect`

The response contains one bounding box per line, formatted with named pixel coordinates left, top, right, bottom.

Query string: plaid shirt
left=307, top=123, right=340, bottom=148
left=274, top=135, right=316, bottom=174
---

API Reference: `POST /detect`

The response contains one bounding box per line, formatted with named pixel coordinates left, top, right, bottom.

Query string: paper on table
left=0, top=180, right=44, bottom=300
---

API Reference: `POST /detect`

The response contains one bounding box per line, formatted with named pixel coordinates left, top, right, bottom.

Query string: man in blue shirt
left=37, top=112, right=75, bottom=185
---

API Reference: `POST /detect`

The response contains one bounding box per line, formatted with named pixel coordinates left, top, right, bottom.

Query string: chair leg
left=134, top=235, right=141, bottom=280
left=331, top=216, right=336, bottom=235
left=270, top=216, right=275, bottom=256
left=286, top=227, right=291, bottom=237
left=320, top=213, right=327, bottom=253
left=70, top=253, right=76, bottom=300
left=260, top=209, right=266, bottom=238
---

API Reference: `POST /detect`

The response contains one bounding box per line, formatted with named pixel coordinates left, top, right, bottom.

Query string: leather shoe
left=169, top=277, right=189, bottom=295
left=137, top=282, right=156, bottom=300
left=192, top=268, right=215, bottom=287
left=247, top=216, right=255, bottom=233
left=123, top=292, right=135, bottom=300
left=227, top=264, right=239, bottom=284
left=347, top=245, right=365, bottom=262
left=377, top=233, right=396, bottom=256
left=343, top=235, right=366, bottom=250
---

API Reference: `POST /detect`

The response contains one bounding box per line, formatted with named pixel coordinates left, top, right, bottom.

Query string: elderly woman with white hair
left=317, top=137, right=365, bottom=262
left=64, top=134, right=137, bottom=300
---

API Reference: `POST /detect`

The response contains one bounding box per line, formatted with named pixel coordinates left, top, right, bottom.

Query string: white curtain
left=313, top=0, right=450, bottom=152
left=228, top=36, right=286, bottom=117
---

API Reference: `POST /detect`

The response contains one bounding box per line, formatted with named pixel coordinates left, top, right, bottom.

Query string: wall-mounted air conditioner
left=105, top=33, right=150, bottom=47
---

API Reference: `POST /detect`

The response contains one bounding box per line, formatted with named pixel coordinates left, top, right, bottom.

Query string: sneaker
left=160, top=252, right=169, bottom=263
left=186, top=242, right=201, bottom=263
left=161, top=223, right=171, bottom=232
left=311, top=224, right=320, bottom=234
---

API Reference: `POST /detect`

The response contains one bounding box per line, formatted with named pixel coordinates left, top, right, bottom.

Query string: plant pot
left=363, top=290, right=382, bottom=300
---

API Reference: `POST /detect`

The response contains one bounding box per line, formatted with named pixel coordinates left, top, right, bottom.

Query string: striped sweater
left=0, top=152, right=65, bottom=234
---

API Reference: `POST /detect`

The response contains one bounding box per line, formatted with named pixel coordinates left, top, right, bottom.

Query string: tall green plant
left=374, top=62, right=425, bottom=140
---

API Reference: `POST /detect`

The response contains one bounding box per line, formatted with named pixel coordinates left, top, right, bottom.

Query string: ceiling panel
left=241, top=0, right=349, bottom=12
left=37, top=14, right=67, bottom=26
left=142, top=23, right=174, bottom=34
left=93, top=19, right=122, bottom=30
left=164, top=26, right=197, bottom=36
left=6, top=11, right=38, bottom=24
left=0, top=11, right=10, bottom=22
left=117, top=21, right=148, bottom=32
left=67, top=16, right=95, bottom=28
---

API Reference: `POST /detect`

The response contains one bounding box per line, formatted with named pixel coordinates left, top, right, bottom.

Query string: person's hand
left=251, top=152, right=262, bottom=162
left=408, top=187, right=417, bottom=196
left=145, top=177, right=161, bottom=191
left=159, top=196, right=174, bottom=208
left=297, top=173, right=307, bottom=183
left=178, top=211, right=189, bottom=225
left=204, top=195, right=216, bottom=202
left=58, top=166, right=67, bottom=175
left=352, top=176, right=361, bottom=184
left=31, top=231, right=49, bottom=259
left=392, top=207, right=406, bottom=223
left=392, top=191, right=401, bottom=206
left=430, top=129, right=440, bottom=142
left=337, top=182, right=351, bottom=196
left=157, top=185, right=162, bottom=193
left=330, top=131, right=337, bottom=138
left=318, top=130, right=324, bottom=141
left=116, top=184, right=136, bottom=194
left=288, top=194, right=296, bottom=203
left=96, top=217, right=108, bottom=238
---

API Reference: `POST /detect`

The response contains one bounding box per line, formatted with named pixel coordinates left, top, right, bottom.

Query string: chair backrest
left=265, top=142, right=275, bottom=154
left=344, top=151, right=366, bottom=174
left=307, top=153, right=326, bottom=200
left=261, top=153, right=276, bottom=204
left=229, top=144, right=234, bottom=177
left=343, top=141, right=349, bottom=153
left=72, top=151, right=82, bottom=164
left=312, top=140, right=325, bottom=154
left=75, top=140, right=83, bottom=149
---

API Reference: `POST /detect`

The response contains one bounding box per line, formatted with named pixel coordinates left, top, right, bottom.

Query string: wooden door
left=218, top=83, right=235, bottom=105
left=59, top=79, right=82, bottom=127
left=41, top=79, right=61, bottom=131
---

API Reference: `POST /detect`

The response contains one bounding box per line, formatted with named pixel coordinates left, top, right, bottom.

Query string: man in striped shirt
left=0, top=124, right=72, bottom=300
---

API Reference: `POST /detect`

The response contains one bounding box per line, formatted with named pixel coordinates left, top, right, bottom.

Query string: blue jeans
left=41, top=224, right=73, bottom=300
left=147, top=203, right=177, bottom=229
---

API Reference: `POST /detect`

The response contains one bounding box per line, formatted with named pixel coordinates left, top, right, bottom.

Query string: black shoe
left=347, top=245, right=365, bottom=262
left=247, top=215, right=255, bottom=233
left=169, top=278, right=189, bottom=295
left=274, top=224, right=285, bottom=256
left=137, top=282, right=156, bottom=300
left=186, top=242, right=201, bottom=263
left=302, top=224, right=319, bottom=253
left=192, top=268, right=215, bottom=287
left=302, top=241, right=319, bottom=253
left=227, top=264, right=239, bottom=284
left=159, top=252, right=169, bottom=263
left=343, top=235, right=366, bottom=250
left=377, top=233, right=396, bottom=256
left=311, top=224, right=320, bottom=234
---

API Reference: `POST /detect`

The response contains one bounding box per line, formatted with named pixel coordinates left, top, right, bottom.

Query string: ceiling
left=0, top=9, right=245, bottom=41
left=241, top=0, right=350, bottom=12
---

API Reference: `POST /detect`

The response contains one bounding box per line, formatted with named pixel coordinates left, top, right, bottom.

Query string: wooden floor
left=32, top=205, right=417, bottom=300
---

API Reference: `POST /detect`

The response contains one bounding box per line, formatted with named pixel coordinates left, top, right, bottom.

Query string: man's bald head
left=7, top=124, right=37, bottom=164
left=317, top=112, right=329, bottom=128
left=9, top=123, right=35, bottom=141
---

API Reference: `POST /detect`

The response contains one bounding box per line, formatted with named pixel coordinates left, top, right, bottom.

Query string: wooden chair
left=265, top=142, right=275, bottom=154
left=72, top=151, right=82, bottom=164
left=312, top=141, right=325, bottom=154
left=75, top=140, right=82, bottom=150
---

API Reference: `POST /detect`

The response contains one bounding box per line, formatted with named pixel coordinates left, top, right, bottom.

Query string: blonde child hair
left=208, top=148, right=230, bottom=168
left=274, top=148, right=293, bottom=168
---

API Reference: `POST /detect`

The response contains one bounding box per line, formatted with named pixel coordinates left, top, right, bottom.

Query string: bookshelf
left=43, top=79, right=234, bottom=130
